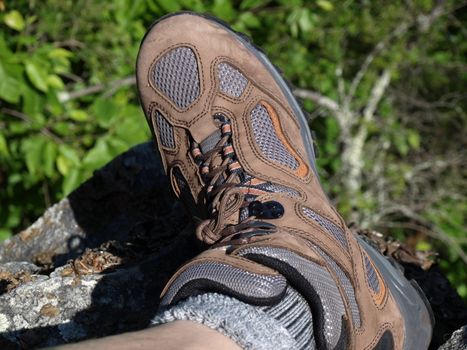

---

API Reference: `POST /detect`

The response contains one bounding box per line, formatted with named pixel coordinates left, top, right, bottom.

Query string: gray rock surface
left=0, top=142, right=464, bottom=349
left=0, top=200, right=85, bottom=265
left=0, top=142, right=198, bottom=349
left=437, top=326, right=467, bottom=350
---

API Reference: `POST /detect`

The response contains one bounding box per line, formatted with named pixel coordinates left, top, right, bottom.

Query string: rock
left=0, top=142, right=464, bottom=349
left=0, top=262, right=40, bottom=276
left=438, top=326, right=467, bottom=350
left=0, top=142, right=198, bottom=349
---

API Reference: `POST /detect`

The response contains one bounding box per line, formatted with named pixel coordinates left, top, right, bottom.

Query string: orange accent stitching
left=261, top=101, right=309, bottom=177
left=364, top=251, right=388, bottom=307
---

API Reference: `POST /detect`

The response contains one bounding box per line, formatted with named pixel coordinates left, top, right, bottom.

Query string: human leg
left=45, top=321, right=241, bottom=350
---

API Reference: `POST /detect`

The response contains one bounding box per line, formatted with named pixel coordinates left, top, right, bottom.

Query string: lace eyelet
left=248, top=200, right=284, bottom=219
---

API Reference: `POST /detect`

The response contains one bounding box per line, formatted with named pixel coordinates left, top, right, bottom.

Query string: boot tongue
left=199, top=130, right=287, bottom=226
left=200, top=129, right=222, bottom=153
left=199, top=128, right=244, bottom=226
left=200, top=128, right=243, bottom=187
left=199, top=123, right=287, bottom=226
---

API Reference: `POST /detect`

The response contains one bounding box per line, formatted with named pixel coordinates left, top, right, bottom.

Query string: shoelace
left=191, top=115, right=280, bottom=244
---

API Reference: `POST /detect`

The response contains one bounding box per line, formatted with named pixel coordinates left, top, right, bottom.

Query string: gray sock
left=152, top=286, right=315, bottom=350
left=262, top=287, right=315, bottom=350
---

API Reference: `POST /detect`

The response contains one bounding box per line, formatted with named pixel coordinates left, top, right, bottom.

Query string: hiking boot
left=136, top=12, right=433, bottom=350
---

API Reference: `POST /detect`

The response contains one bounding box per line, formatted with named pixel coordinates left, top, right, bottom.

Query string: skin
left=44, top=321, right=242, bottom=350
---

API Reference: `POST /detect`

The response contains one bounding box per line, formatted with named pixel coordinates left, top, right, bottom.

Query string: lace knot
left=193, top=115, right=278, bottom=244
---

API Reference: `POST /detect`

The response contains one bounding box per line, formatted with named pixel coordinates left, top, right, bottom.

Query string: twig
left=345, top=22, right=408, bottom=107
left=53, top=39, right=85, bottom=49
left=42, top=180, right=51, bottom=208
left=362, top=68, right=392, bottom=124
left=1, top=108, right=63, bottom=144
left=58, top=76, right=136, bottom=102
left=335, top=65, right=345, bottom=103
left=293, top=88, right=340, bottom=113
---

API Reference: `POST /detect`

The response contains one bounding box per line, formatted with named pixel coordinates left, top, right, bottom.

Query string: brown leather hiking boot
left=137, top=12, right=433, bottom=350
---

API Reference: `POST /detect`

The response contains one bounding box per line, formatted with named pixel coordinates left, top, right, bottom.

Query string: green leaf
left=62, top=168, right=80, bottom=196
left=56, top=144, right=80, bottom=176
left=287, top=9, right=301, bottom=38
left=0, top=62, right=21, bottom=103
left=43, top=141, right=58, bottom=177
left=415, top=240, right=432, bottom=251
left=69, top=110, right=89, bottom=122
left=45, top=90, right=63, bottom=116
left=0, top=75, right=21, bottom=103
left=0, top=133, right=9, bottom=156
left=240, top=0, right=265, bottom=10
left=82, top=139, right=111, bottom=169
left=407, top=130, right=420, bottom=150
left=4, top=10, right=25, bottom=31
left=179, top=0, right=206, bottom=12
left=48, top=48, right=73, bottom=59
left=22, top=85, right=45, bottom=117
left=393, top=133, right=409, bottom=156
left=238, top=12, right=261, bottom=29
left=46, top=74, right=64, bottom=89
left=298, top=9, right=314, bottom=33
left=48, top=48, right=73, bottom=74
left=59, top=144, right=80, bottom=166
left=316, top=0, right=334, bottom=11
left=114, top=116, right=147, bottom=146
left=91, top=98, right=118, bottom=128
left=155, top=0, right=181, bottom=12
left=107, top=137, right=129, bottom=156
left=25, top=61, right=49, bottom=92
left=212, top=0, right=236, bottom=21
left=53, top=122, right=71, bottom=136
left=22, top=136, right=46, bottom=177
left=56, top=155, right=70, bottom=175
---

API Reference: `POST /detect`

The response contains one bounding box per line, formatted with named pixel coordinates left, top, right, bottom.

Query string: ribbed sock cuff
left=152, top=286, right=316, bottom=350
left=152, top=292, right=299, bottom=350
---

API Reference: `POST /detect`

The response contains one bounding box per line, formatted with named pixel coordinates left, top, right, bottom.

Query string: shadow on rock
left=0, top=143, right=199, bottom=348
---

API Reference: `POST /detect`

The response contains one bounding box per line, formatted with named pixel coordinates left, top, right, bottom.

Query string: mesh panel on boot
left=255, top=182, right=300, bottom=198
left=262, top=286, right=315, bottom=350
left=200, top=129, right=222, bottom=153
left=309, top=243, right=361, bottom=327
left=240, top=174, right=300, bottom=199
left=161, top=261, right=287, bottom=306
left=218, top=62, right=248, bottom=98
left=152, top=47, right=200, bottom=109
left=302, top=207, right=349, bottom=250
left=156, top=112, right=175, bottom=149
left=239, top=246, right=346, bottom=349
left=364, top=254, right=380, bottom=293
left=250, top=104, right=299, bottom=170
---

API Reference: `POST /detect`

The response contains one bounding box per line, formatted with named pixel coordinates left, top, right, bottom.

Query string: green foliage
left=0, top=0, right=151, bottom=234
left=0, top=1, right=465, bottom=298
